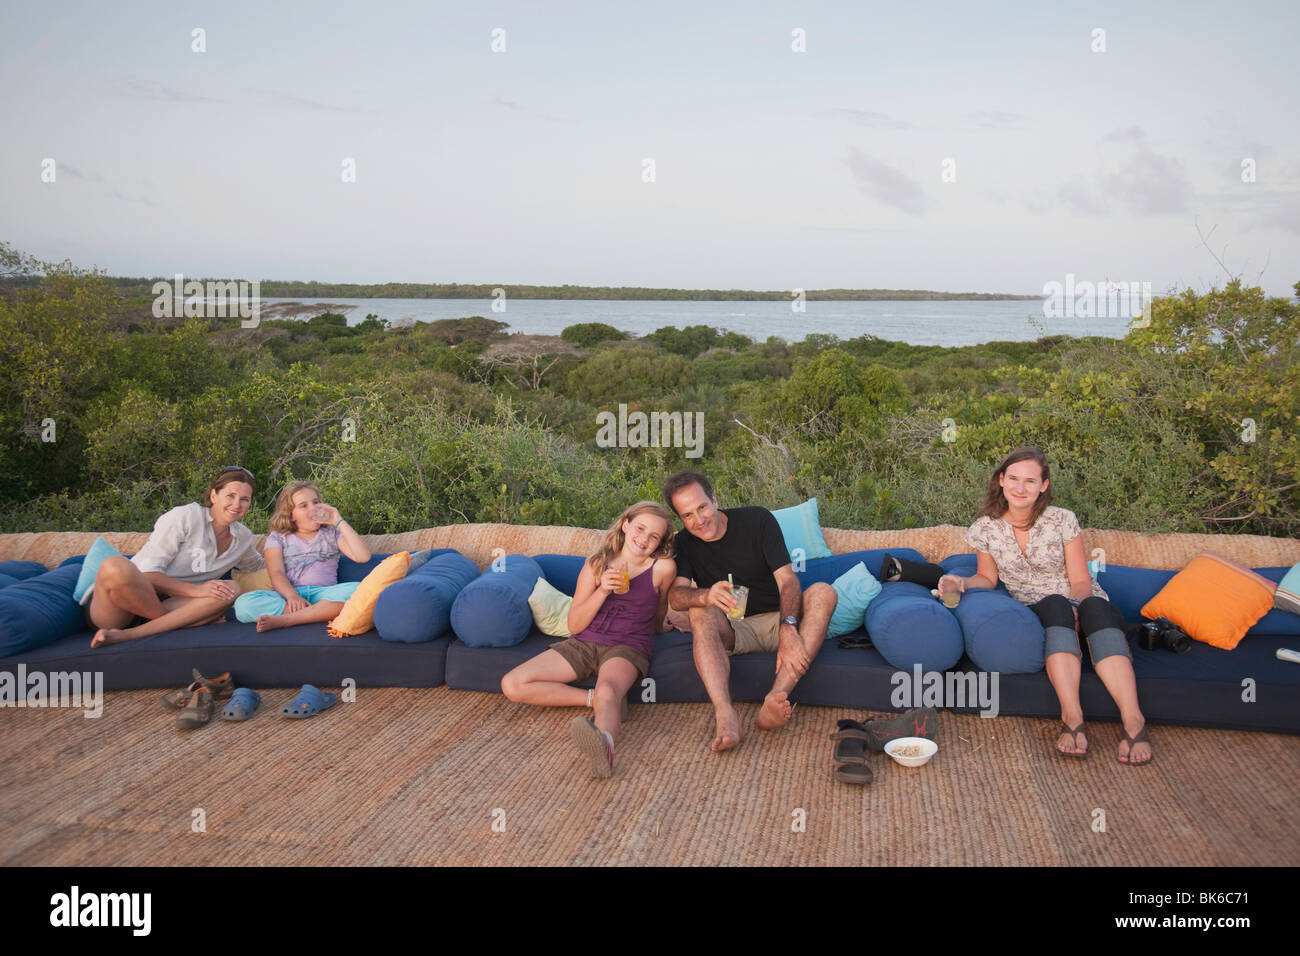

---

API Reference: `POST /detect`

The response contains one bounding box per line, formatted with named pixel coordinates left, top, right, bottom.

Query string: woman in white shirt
left=89, top=467, right=264, bottom=647
left=938, top=447, right=1153, bottom=765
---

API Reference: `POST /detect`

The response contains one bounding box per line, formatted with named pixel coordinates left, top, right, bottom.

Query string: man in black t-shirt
left=663, top=470, right=838, bottom=752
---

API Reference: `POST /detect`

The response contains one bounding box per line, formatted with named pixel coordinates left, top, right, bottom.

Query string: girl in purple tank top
left=501, top=501, right=676, bottom=779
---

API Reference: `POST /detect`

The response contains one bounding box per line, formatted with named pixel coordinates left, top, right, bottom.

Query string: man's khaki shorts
left=729, top=611, right=781, bottom=655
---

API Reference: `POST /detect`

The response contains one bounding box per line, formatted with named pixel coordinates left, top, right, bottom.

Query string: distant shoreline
left=89, top=278, right=1043, bottom=302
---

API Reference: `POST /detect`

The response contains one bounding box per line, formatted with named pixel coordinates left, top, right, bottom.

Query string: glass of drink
left=613, top=564, right=630, bottom=594
left=313, top=505, right=332, bottom=523
left=939, top=576, right=961, bottom=609
left=727, top=584, right=749, bottom=620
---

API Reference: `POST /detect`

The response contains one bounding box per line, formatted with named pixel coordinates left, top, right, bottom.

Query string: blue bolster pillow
left=0, top=564, right=86, bottom=658
left=374, top=552, right=479, bottom=644
left=450, top=555, right=543, bottom=648
left=953, top=589, right=1045, bottom=674
left=864, top=581, right=965, bottom=673
left=0, top=560, right=50, bottom=581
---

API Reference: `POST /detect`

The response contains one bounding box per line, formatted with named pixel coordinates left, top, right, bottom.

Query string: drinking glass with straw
left=726, top=573, right=748, bottom=621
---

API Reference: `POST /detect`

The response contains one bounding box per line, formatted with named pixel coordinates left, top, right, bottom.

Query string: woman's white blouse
left=128, top=502, right=264, bottom=582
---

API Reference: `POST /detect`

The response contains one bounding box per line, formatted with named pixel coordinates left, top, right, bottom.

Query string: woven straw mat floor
left=2, top=687, right=1296, bottom=866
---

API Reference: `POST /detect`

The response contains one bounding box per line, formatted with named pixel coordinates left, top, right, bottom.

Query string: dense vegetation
left=2, top=242, right=1296, bottom=537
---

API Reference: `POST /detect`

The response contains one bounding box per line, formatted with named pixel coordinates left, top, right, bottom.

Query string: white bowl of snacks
left=884, top=736, right=938, bottom=767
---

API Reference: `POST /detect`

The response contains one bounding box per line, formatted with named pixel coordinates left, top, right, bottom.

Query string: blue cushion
left=374, top=552, right=479, bottom=644
left=0, top=560, right=50, bottom=581
left=827, top=562, right=882, bottom=638
left=339, top=552, right=393, bottom=583
left=74, top=537, right=123, bottom=606
left=450, top=555, right=544, bottom=648
left=0, top=564, right=85, bottom=657
left=954, top=589, right=1045, bottom=674
left=864, top=581, right=965, bottom=672
left=534, top=554, right=587, bottom=596
left=0, top=573, right=18, bottom=590
left=771, top=498, right=832, bottom=561
left=59, top=555, right=87, bottom=567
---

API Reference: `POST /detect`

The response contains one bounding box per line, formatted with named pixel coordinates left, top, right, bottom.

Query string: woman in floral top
left=939, top=447, right=1153, bottom=765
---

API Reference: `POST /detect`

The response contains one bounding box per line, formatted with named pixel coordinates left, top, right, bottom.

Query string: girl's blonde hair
left=269, top=481, right=321, bottom=534
left=589, top=501, right=675, bottom=576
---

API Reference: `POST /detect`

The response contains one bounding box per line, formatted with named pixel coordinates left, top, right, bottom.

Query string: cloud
left=1098, top=133, right=1193, bottom=216
left=106, top=190, right=154, bottom=207
left=1024, top=127, right=1194, bottom=216
left=843, top=147, right=925, bottom=216
left=968, top=110, right=1031, bottom=129
left=822, top=109, right=914, bottom=130
left=120, top=77, right=223, bottom=103
left=59, top=164, right=103, bottom=184
left=246, top=87, right=371, bottom=114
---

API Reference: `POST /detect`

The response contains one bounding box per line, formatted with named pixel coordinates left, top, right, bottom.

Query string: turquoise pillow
left=772, top=497, right=833, bottom=561
left=73, top=537, right=122, bottom=606
left=1277, top=562, right=1300, bottom=616
left=827, top=561, right=882, bottom=637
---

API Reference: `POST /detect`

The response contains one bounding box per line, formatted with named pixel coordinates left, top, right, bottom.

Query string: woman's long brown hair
left=975, top=446, right=1053, bottom=527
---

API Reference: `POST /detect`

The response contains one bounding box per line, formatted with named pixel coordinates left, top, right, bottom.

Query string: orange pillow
left=327, top=552, right=411, bottom=638
left=1140, top=551, right=1276, bottom=650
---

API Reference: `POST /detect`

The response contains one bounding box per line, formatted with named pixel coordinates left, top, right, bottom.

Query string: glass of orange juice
left=613, top=564, right=630, bottom=594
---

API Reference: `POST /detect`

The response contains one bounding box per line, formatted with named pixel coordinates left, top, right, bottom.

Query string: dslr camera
left=1139, top=616, right=1192, bottom=654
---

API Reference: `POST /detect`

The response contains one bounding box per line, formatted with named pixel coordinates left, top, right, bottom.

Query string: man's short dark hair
left=662, top=470, right=713, bottom=514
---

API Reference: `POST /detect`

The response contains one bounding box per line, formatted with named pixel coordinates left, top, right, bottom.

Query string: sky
left=2, top=0, right=1297, bottom=296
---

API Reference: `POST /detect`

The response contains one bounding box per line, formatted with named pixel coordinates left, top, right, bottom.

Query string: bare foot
left=711, top=710, right=743, bottom=752
left=756, top=691, right=793, bottom=731
left=256, top=614, right=286, bottom=632
left=91, top=628, right=125, bottom=648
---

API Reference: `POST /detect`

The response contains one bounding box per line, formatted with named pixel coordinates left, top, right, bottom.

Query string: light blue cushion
left=827, top=561, right=882, bottom=638
left=1277, top=562, right=1300, bottom=615
left=771, top=497, right=832, bottom=561
left=74, top=537, right=123, bottom=606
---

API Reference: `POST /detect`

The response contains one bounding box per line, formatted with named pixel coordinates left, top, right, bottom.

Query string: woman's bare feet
left=1118, top=719, right=1153, bottom=765
left=756, top=690, right=793, bottom=730
left=90, top=628, right=126, bottom=648
left=1057, top=723, right=1088, bottom=756
left=711, top=708, right=743, bottom=752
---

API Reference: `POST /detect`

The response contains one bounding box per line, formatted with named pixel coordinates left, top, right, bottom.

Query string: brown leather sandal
left=1057, top=721, right=1089, bottom=758
left=1118, top=724, right=1154, bottom=765
left=161, top=669, right=233, bottom=709
left=176, top=686, right=215, bottom=729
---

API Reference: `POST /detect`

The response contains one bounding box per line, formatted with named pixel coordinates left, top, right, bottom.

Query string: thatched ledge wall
left=3, top=524, right=1298, bottom=572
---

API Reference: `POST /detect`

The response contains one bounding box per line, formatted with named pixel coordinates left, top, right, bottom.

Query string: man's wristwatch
left=782, top=615, right=799, bottom=628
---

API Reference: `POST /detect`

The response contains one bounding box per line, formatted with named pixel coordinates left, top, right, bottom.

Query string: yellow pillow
left=232, top=568, right=273, bottom=593
left=327, top=552, right=411, bottom=638
left=528, top=577, right=573, bottom=637
left=1140, top=551, right=1276, bottom=650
